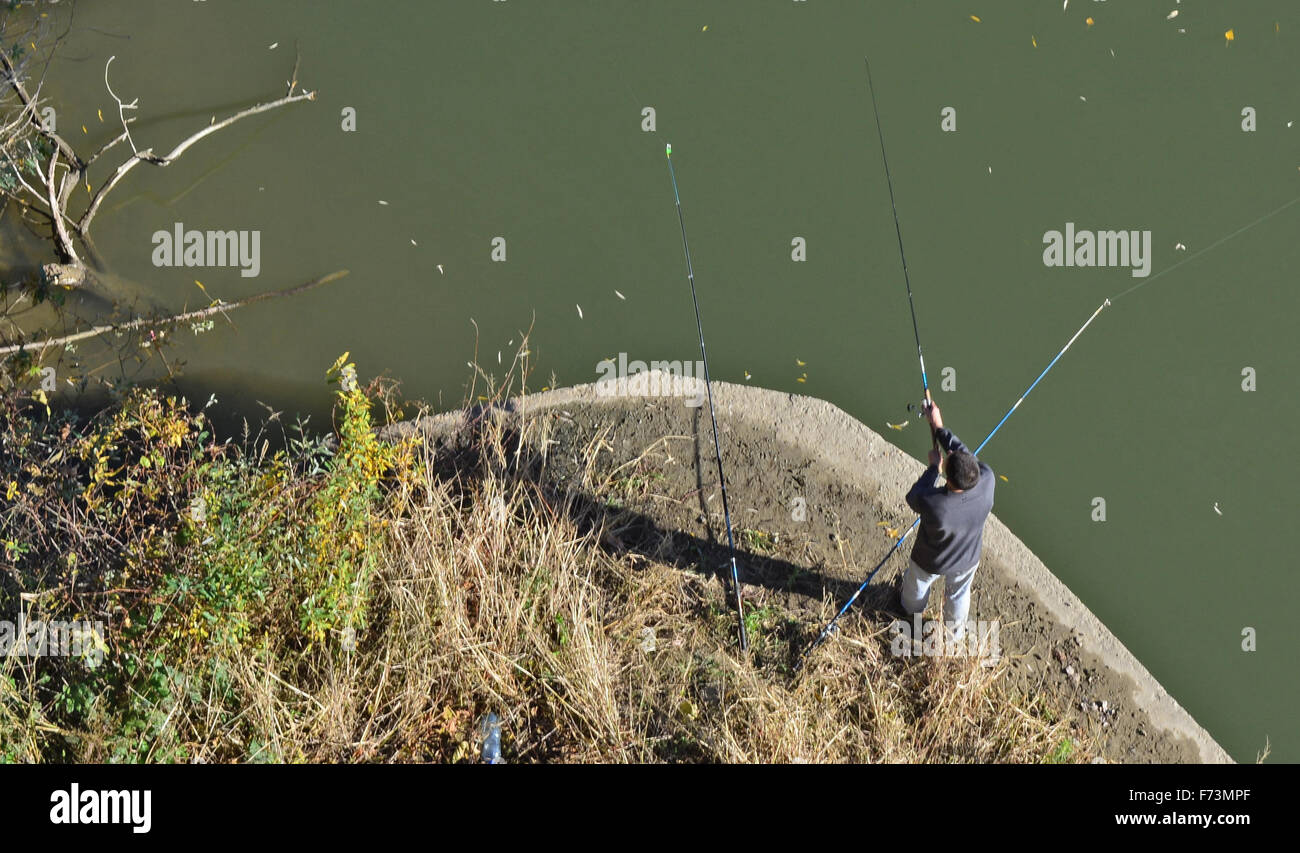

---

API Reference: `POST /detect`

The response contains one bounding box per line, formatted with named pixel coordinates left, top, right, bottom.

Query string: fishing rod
left=793, top=167, right=1300, bottom=670
left=865, top=58, right=937, bottom=452
left=665, top=142, right=748, bottom=652
left=795, top=298, right=1111, bottom=670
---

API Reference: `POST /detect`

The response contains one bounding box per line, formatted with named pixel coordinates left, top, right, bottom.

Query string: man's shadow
left=433, top=401, right=895, bottom=630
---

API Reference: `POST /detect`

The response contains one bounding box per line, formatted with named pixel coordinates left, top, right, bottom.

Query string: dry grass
left=220, top=405, right=1092, bottom=764
left=0, top=344, right=1093, bottom=763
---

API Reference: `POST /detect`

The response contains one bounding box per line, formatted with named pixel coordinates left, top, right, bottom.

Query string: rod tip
left=665, top=142, right=672, bottom=157
left=1104, top=298, right=1111, bottom=307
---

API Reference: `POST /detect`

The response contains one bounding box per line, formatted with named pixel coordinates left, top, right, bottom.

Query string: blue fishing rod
left=665, top=142, right=748, bottom=652
left=795, top=298, right=1111, bottom=670
left=865, top=58, right=938, bottom=453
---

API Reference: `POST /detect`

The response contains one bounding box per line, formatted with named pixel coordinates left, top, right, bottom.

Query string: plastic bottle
left=478, top=712, right=502, bottom=764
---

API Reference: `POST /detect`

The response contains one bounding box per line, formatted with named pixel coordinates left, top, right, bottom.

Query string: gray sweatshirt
left=904, top=427, right=995, bottom=575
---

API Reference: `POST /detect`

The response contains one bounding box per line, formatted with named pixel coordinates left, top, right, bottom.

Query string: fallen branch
left=45, top=147, right=80, bottom=265
left=102, top=55, right=140, bottom=157
left=0, top=269, right=349, bottom=358
left=3, top=48, right=316, bottom=260
left=78, top=58, right=316, bottom=237
left=0, top=48, right=85, bottom=171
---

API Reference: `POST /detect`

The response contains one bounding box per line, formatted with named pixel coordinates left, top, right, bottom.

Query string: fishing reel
left=907, top=399, right=941, bottom=452
left=905, top=399, right=934, bottom=420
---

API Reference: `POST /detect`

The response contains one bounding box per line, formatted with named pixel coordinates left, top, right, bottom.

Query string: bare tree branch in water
left=1, top=45, right=316, bottom=267
left=1, top=20, right=328, bottom=388
left=0, top=269, right=349, bottom=358
left=0, top=15, right=84, bottom=172
left=78, top=53, right=316, bottom=239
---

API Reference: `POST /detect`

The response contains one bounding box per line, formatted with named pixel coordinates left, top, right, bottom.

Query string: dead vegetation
left=0, top=337, right=1093, bottom=763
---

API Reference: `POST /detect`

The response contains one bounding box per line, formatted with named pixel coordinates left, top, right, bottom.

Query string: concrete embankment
left=385, top=373, right=1231, bottom=764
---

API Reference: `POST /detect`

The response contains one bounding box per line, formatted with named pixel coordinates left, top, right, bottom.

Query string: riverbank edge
left=382, top=374, right=1232, bottom=764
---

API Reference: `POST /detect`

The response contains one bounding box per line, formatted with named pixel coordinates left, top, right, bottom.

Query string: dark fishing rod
left=795, top=173, right=1300, bottom=671
left=866, top=58, right=938, bottom=451
left=665, top=142, right=748, bottom=652
left=795, top=298, right=1111, bottom=671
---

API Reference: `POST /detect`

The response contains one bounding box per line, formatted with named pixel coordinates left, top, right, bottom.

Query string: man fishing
left=898, top=401, right=995, bottom=640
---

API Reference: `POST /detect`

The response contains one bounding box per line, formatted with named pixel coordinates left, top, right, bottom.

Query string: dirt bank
left=385, top=372, right=1231, bottom=764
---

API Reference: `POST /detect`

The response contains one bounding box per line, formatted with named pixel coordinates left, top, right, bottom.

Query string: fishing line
left=1114, top=193, right=1300, bottom=301
left=795, top=298, right=1111, bottom=670
left=665, top=143, right=749, bottom=652
left=865, top=59, right=938, bottom=450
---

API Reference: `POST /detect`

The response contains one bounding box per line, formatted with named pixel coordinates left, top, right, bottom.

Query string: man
left=899, top=401, right=995, bottom=641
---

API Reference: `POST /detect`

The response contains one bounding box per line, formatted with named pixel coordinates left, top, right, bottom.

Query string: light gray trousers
left=901, top=558, right=979, bottom=636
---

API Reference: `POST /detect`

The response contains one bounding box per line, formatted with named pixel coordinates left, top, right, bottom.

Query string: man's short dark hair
left=945, top=451, right=980, bottom=491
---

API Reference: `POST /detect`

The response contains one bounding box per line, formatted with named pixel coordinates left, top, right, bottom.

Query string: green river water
left=3, top=0, right=1298, bottom=762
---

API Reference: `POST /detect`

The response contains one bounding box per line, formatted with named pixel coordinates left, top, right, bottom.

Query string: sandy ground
left=386, top=374, right=1230, bottom=763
